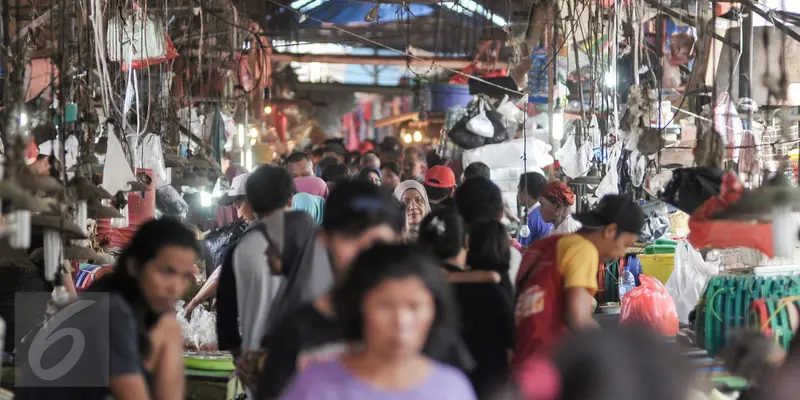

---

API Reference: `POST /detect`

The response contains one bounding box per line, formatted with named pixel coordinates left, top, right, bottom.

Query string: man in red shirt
left=512, top=194, right=644, bottom=367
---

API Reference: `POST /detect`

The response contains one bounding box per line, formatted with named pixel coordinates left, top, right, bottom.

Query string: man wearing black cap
left=512, top=194, right=644, bottom=366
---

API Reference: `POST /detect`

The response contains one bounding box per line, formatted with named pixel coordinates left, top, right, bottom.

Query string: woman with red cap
left=538, top=182, right=581, bottom=236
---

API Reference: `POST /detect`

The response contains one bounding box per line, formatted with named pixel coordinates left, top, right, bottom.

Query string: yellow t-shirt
left=556, top=234, right=600, bottom=295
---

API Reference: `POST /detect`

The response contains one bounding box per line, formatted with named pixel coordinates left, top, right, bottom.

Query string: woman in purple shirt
left=279, top=244, right=476, bottom=400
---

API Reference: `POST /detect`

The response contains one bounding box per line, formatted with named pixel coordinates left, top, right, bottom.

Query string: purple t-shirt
left=279, top=358, right=477, bottom=400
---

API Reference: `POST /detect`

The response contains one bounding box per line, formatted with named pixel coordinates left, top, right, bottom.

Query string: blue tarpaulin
left=291, top=0, right=435, bottom=25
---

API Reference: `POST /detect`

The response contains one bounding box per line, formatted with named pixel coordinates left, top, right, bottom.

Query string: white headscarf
left=393, top=180, right=431, bottom=240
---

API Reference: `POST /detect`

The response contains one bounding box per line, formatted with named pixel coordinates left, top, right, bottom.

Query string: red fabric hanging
left=687, top=172, right=774, bottom=256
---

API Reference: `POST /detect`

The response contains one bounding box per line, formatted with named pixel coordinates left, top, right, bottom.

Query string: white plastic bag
left=555, top=134, right=592, bottom=178
left=665, top=240, right=719, bottom=324
left=140, top=133, right=170, bottom=188
left=106, top=8, right=167, bottom=62
left=596, top=141, right=622, bottom=198
left=467, top=110, right=494, bottom=138
left=175, top=301, right=218, bottom=351
left=496, top=95, right=524, bottom=124
left=712, top=93, right=743, bottom=159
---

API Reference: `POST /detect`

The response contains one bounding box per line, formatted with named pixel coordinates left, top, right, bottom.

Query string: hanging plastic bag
left=448, top=118, right=486, bottom=149
left=467, top=109, right=495, bottom=138
left=556, top=130, right=593, bottom=178
left=140, top=133, right=170, bottom=188
left=445, top=106, right=468, bottom=131
left=485, top=110, right=514, bottom=144
left=620, top=274, right=679, bottom=336
left=496, top=95, right=524, bottom=124
left=202, top=219, right=247, bottom=276
left=639, top=201, right=671, bottom=242
left=156, top=185, right=188, bottom=217
left=666, top=241, right=719, bottom=324
left=712, top=93, right=743, bottom=159
left=106, top=7, right=167, bottom=62
left=121, top=33, right=178, bottom=71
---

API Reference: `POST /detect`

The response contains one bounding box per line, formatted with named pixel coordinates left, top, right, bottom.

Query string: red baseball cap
left=424, top=165, right=456, bottom=188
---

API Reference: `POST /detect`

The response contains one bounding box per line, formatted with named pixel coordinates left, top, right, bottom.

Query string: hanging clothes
left=738, top=130, right=761, bottom=176
left=210, top=106, right=226, bottom=164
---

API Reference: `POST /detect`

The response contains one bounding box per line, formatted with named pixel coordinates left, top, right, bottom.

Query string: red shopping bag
left=620, top=275, right=679, bottom=336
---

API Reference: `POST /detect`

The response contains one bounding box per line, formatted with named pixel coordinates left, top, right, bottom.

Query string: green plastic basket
left=183, top=353, right=235, bottom=371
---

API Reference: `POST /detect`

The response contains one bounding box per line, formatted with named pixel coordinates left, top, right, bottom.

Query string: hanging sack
left=620, top=274, right=680, bottom=336
left=638, top=127, right=664, bottom=155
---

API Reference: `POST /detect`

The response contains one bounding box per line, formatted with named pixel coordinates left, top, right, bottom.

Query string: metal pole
left=612, top=5, right=619, bottom=134
left=548, top=0, right=559, bottom=160
left=740, top=8, right=753, bottom=100
left=243, top=100, right=248, bottom=167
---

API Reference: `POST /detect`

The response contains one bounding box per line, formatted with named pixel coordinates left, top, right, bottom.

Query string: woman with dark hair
left=321, top=163, right=352, bottom=191
left=419, top=209, right=514, bottom=400
left=17, top=218, right=199, bottom=400
left=380, top=161, right=401, bottom=192
left=280, top=244, right=476, bottom=400
left=467, top=219, right=513, bottom=297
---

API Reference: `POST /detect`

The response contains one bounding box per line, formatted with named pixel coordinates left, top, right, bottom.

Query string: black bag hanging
left=659, top=167, right=724, bottom=214
left=202, top=219, right=248, bottom=276
left=448, top=117, right=487, bottom=149
left=484, top=109, right=514, bottom=144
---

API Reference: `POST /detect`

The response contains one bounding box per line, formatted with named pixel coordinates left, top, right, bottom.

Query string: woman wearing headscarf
left=393, top=180, right=431, bottom=242
left=291, top=193, right=326, bottom=225
left=356, top=166, right=382, bottom=186
left=294, top=176, right=330, bottom=199
left=539, top=181, right=581, bottom=236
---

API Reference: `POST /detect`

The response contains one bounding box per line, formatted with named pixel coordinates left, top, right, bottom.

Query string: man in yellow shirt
left=512, top=194, right=644, bottom=366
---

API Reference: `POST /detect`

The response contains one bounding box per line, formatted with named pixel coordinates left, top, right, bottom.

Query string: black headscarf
left=262, top=211, right=334, bottom=335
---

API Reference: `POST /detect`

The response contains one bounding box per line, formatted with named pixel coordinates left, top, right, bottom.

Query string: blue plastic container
left=423, top=83, right=472, bottom=112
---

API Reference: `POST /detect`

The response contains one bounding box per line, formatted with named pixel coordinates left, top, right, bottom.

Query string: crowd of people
left=18, top=137, right=800, bottom=400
